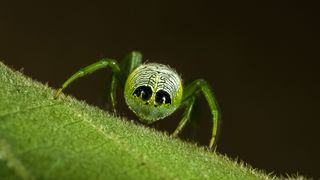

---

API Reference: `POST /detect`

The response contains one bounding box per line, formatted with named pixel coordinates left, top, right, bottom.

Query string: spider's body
left=125, top=63, right=183, bottom=123
left=55, top=51, right=220, bottom=148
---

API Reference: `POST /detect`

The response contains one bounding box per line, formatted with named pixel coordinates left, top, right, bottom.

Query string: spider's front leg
left=54, top=51, right=142, bottom=113
left=54, top=59, right=121, bottom=99
left=171, top=79, right=220, bottom=149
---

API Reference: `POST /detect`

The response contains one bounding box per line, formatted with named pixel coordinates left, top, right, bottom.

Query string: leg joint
left=99, top=59, right=117, bottom=66
left=195, top=79, right=207, bottom=87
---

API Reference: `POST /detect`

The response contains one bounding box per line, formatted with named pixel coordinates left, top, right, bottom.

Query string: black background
left=1, top=1, right=319, bottom=178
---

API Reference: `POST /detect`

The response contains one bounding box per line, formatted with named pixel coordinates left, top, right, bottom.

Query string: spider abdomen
left=124, top=63, right=183, bottom=123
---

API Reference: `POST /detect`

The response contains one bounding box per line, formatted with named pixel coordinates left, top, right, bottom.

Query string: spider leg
left=54, top=58, right=121, bottom=101
left=179, top=79, right=220, bottom=149
left=171, top=96, right=195, bottom=137
left=109, top=75, right=119, bottom=113
left=120, top=51, right=142, bottom=78
left=108, top=51, right=142, bottom=113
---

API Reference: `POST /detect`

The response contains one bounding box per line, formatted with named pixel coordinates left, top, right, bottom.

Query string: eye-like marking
left=155, top=90, right=171, bottom=104
left=133, top=86, right=152, bottom=101
left=125, top=63, right=183, bottom=121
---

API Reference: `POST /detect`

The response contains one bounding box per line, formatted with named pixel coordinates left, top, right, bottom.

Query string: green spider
left=55, top=51, right=220, bottom=148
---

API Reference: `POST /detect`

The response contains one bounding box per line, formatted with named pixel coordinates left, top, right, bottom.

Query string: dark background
left=1, top=1, right=319, bottom=178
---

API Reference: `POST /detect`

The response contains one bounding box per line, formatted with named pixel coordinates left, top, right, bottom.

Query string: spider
left=55, top=51, right=220, bottom=148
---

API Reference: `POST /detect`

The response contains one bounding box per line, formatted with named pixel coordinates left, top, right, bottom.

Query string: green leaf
left=0, top=62, right=303, bottom=180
